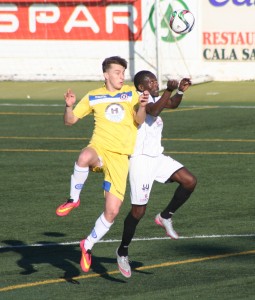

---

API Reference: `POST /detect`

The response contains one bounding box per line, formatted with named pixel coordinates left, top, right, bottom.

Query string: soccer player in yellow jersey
left=56, top=56, right=149, bottom=273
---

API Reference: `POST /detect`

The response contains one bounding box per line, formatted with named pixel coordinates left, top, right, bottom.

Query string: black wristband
left=166, top=87, right=174, bottom=92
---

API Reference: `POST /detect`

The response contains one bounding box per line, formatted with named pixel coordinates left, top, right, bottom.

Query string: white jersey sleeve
left=131, top=94, right=164, bottom=157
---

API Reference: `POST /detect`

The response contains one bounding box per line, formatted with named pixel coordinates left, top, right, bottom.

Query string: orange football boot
left=56, top=199, right=80, bottom=217
left=80, top=239, right=92, bottom=272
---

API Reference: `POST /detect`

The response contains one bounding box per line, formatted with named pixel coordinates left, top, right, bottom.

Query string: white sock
left=70, top=162, right=89, bottom=202
left=85, top=213, right=114, bottom=250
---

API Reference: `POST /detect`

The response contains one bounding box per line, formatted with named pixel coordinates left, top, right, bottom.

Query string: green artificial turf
left=0, top=81, right=254, bottom=299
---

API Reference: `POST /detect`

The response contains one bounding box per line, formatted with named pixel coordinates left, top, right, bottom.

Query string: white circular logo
left=105, top=103, right=125, bottom=122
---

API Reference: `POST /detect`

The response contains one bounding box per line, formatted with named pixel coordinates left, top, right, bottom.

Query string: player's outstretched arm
left=146, top=79, right=179, bottom=117
left=161, top=78, right=191, bottom=109
left=164, top=78, right=192, bottom=109
left=146, top=78, right=191, bottom=116
left=64, top=89, right=79, bottom=126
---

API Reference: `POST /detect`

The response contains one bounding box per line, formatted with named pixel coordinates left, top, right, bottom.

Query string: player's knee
left=77, top=147, right=98, bottom=167
left=105, top=207, right=120, bottom=222
left=131, top=205, right=146, bottom=220
left=112, top=206, right=121, bottom=218
left=185, top=174, right=197, bottom=191
left=77, top=152, right=90, bottom=166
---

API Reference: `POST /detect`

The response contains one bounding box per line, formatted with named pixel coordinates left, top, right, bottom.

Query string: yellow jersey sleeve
left=73, top=94, right=93, bottom=119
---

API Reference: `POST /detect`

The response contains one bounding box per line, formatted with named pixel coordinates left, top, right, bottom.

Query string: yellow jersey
left=73, top=85, right=139, bottom=155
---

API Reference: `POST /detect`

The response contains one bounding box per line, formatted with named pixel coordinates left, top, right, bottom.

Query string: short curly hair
left=133, top=70, right=154, bottom=91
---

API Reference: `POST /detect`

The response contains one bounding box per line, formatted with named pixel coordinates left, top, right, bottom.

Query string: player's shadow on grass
left=43, top=232, right=150, bottom=281
left=90, top=255, right=148, bottom=281
left=0, top=239, right=81, bottom=282
left=0, top=237, right=148, bottom=283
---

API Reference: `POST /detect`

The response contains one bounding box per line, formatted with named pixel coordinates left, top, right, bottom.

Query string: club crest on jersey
left=105, top=103, right=125, bottom=122
left=120, top=93, right=129, bottom=100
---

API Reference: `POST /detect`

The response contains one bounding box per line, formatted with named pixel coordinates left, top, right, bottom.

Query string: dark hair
left=102, top=56, right=127, bottom=72
left=133, top=70, right=155, bottom=91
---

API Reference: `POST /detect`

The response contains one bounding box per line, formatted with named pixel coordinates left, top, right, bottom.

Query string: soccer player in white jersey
left=116, top=70, right=197, bottom=278
left=55, top=57, right=149, bottom=273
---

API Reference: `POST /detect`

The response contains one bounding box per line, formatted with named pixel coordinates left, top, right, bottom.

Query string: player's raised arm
left=166, top=78, right=192, bottom=109
left=146, top=79, right=179, bottom=116
left=134, top=91, right=149, bottom=125
left=64, top=89, right=79, bottom=126
left=145, top=78, right=191, bottom=116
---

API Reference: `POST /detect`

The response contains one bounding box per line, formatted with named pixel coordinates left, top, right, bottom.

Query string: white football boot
left=116, top=248, right=131, bottom=278
left=155, top=213, right=179, bottom=240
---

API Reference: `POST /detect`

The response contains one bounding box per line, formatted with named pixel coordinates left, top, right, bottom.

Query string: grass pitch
left=0, top=81, right=254, bottom=300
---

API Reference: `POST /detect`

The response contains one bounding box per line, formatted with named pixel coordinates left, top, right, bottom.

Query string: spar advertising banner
left=0, top=0, right=254, bottom=81
left=0, top=0, right=142, bottom=40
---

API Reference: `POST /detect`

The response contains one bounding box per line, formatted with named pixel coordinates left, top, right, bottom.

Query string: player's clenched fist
left=178, top=78, right=192, bottom=93
left=166, top=80, right=179, bottom=92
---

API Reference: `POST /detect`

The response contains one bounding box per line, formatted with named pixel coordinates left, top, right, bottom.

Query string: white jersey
left=129, top=92, right=184, bottom=205
left=132, top=94, right=164, bottom=157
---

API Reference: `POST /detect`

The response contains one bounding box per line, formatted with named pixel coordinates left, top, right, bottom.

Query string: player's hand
left=64, top=89, right=76, bottom=107
left=166, top=80, right=179, bottom=92
left=139, top=90, right=149, bottom=107
left=178, top=78, right=192, bottom=92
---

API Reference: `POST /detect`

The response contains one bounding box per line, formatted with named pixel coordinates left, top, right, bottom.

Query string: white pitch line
left=0, top=234, right=254, bottom=250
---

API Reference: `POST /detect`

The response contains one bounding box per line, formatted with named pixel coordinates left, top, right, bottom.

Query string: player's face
left=142, top=75, right=159, bottom=97
left=104, top=64, right=125, bottom=92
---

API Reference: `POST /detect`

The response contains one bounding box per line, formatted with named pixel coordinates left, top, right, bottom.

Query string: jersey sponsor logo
left=89, top=92, right=132, bottom=105
left=105, top=103, right=125, bottom=122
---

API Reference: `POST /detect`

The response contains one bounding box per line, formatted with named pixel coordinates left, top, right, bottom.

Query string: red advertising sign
left=0, top=1, right=141, bottom=40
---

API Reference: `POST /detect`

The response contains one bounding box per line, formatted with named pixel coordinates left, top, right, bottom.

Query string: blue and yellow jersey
left=73, top=85, right=139, bottom=155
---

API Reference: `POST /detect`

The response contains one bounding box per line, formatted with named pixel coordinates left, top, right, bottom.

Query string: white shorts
left=129, top=154, right=183, bottom=205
